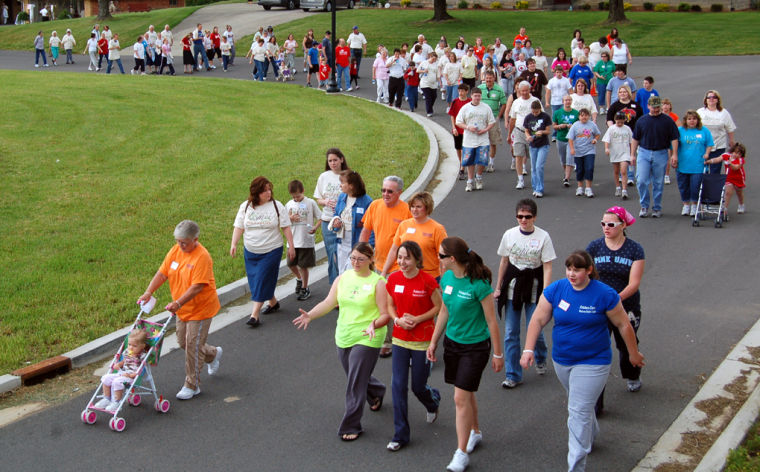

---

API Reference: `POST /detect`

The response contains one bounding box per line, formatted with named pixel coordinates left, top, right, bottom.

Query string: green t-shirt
left=335, top=270, right=387, bottom=349
left=440, top=270, right=493, bottom=345
left=593, top=60, right=615, bottom=85
left=477, top=83, right=507, bottom=118
left=553, top=108, right=580, bottom=142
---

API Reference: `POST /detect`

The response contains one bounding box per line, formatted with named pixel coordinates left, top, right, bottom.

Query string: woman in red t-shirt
left=385, top=240, right=442, bottom=451
left=473, top=37, right=485, bottom=71
left=335, top=38, right=351, bottom=91
left=97, top=36, right=109, bottom=70
left=181, top=33, right=193, bottom=74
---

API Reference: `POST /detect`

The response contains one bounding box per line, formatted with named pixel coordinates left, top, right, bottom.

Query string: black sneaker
left=297, top=287, right=311, bottom=301
left=295, top=279, right=302, bottom=294
left=458, top=169, right=466, bottom=180
left=261, top=301, right=280, bottom=315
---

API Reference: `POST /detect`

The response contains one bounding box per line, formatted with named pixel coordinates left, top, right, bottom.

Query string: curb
left=0, top=104, right=451, bottom=396
left=632, top=315, right=760, bottom=471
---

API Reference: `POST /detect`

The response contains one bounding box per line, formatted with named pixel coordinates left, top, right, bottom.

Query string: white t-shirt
left=418, top=59, right=440, bottom=89
left=285, top=197, right=321, bottom=248
left=284, top=39, right=297, bottom=54
left=532, top=55, right=548, bottom=73
left=456, top=102, right=496, bottom=148
left=313, top=171, right=342, bottom=221
left=514, top=60, right=527, bottom=74
left=588, top=42, right=610, bottom=68
left=347, top=32, right=367, bottom=49
left=161, top=29, right=173, bottom=45
left=493, top=43, right=508, bottom=64
left=497, top=226, right=556, bottom=301
left=133, top=42, right=145, bottom=59
left=602, top=124, right=633, bottom=163
left=234, top=200, right=291, bottom=254
left=86, top=38, right=98, bottom=52
left=102, top=29, right=113, bottom=41
left=251, top=44, right=267, bottom=62
left=509, top=96, right=540, bottom=130
left=49, top=36, right=61, bottom=47
left=145, top=30, right=158, bottom=46
left=612, top=43, right=629, bottom=65
left=570, top=93, right=598, bottom=115
left=444, top=61, right=462, bottom=85
left=108, top=39, right=120, bottom=60
left=221, top=42, right=231, bottom=55
left=696, top=107, right=737, bottom=150
left=546, top=76, right=572, bottom=106
left=571, top=47, right=585, bottom=63
left=221, top=30, right=233, bottom=45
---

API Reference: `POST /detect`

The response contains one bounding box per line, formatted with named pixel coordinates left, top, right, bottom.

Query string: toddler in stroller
left=94, top=329, right=148, bottom=412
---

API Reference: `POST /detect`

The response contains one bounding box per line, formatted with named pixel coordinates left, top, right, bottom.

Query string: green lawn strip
left=0, top=6, right=201, bottom=51
left=238, top=10, right=759, bottom=57
left=726, top=416, right=760, bottom=471
left=0, top=70, right=426, bottom=373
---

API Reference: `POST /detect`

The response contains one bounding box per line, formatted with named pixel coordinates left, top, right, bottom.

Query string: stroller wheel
left=155, top=398, right=171, bottom=413
left=81, top=409, right=97, bottom=424
left=109, top=416, right=126, bottom=432
left=128, top=394, right=141, bottom=407
left=692, top=220, right=700, bottom=227
left=715, top=221, right=722, bottom=228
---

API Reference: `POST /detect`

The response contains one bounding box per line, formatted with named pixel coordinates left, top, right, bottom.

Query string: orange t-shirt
left=362, top=200, right=412, bottom=273
left=668, top=112, right=679, bottom=124
left=159, top=243, right=220, bottom=322
left=392, top=218, right=448, bottom=278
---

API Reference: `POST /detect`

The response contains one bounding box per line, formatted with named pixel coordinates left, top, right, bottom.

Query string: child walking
left=404, top=61, right=420, bottom=112
left=95, top=329, right=148, bottom=412
left=317, top=55, right=331, bottom=89
left=568, top=108, right=602, bottom=198
left=602, top=111, right=633, bottom=199
left=719, top=143, right=747, bottom=214
left=349, top=57, right=359, bottom=90
left=285, top=180, right=321, bottom=301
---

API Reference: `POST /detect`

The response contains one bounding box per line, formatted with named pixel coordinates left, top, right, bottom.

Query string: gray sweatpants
left=336, top=344, right=386, bottom=435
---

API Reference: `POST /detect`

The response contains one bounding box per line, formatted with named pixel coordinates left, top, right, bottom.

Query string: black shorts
left=214, top=47, right=222, bottom=58
left=287, top=247, right=316, bottom=268
left=443, top=336, right=491, bottom=392
left=309, top=64, right=319, bottom=74
left=207, top=49, right=215, bottom=60
left=453, top=133, right=464, bottom=150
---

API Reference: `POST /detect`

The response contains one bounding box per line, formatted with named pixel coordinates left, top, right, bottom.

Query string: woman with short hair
left=697, top=89, right=737, bottom=174
left=331, top=170, right=373, bottom=275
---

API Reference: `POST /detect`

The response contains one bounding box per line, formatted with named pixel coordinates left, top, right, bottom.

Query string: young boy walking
left=285, top=180, right=321, bottom=300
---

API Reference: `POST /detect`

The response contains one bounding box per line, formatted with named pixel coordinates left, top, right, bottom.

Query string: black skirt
left=183, top=49, right=193, bottom=65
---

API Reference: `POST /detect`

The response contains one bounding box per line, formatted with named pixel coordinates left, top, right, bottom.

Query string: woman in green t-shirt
left=293, top=242, right=391, bottom=442
left=427, top=237, right=504, bottom=472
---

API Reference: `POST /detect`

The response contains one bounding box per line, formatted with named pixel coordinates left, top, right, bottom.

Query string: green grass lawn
left=0, top=6, right=200, bottom=51
left=239, top=10, right=760, bottom=57
left=727, top=417, right=760, bottom=471
left=0, top=70, right=427, bottom=373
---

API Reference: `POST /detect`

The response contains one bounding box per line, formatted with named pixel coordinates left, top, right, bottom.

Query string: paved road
left=1, top=41, right=758, bottom=471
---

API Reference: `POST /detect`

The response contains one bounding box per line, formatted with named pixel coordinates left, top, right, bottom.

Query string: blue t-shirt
left=440, top=270, right=493, bottom=345
left=606, top=76, right=636, bottom=104
left=633, top=114, right=680, bottom=152
left=568, top=64, right=593, bottom=88
left=567, top=120, right=601, bottom=157
left=543, top=278, right=620, bottom=366
left=308, top=47, right=319, bottom=66
left=635, top=88, right=659, bottom=114
left=586, top=237, right=645, bottom=312
left=677, top=126, right=715, bottom=174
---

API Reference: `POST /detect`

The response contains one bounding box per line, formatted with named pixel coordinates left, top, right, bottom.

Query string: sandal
left=341, top=432, right=360, bottom=441
left=369, top=396, right=383, bottom=412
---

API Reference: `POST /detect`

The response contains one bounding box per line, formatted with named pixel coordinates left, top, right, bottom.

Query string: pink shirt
left=373, top=57, right=389, bottom=80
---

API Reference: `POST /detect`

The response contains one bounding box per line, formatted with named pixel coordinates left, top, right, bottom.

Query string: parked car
left=258, top=0, right=300, bottom=10
left=300, top=0, right=354, bottom=12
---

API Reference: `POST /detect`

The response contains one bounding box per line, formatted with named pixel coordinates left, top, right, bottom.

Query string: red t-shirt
left=318, top=64, right=330, bottom=80
left=209, top=32, right=221, bottom=48
left=336, top=46, right=350, bottom=68
left=386, top=270, right=439, bottom=343
left=182, top=37, right=191, bottom=51
left=404, top=68, right=420, bottom=86
left=98, top=38, right=108, bottom=55
left=350, top=62, right=358, bottom=76
left=448, top=97, right=472, bottom=134
left=514, top=34, right=528, bottom=47
left=473, top=46, right=485, bottom=63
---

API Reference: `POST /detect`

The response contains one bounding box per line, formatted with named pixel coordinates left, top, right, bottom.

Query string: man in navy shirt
left=631, top=96, right=679, bottom=218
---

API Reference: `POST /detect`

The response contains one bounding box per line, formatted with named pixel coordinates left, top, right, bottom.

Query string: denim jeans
left=65, top=48, right=74, bottom=63
left=321, top=220, right=339, bottom=284
left=596, top=81, right=607, bottom=108
left=406, top=84, right=418, bottom=111
left=575, top=154, right=596, bottom=182
left=254, top=59, right=265, bottom=81
left=677, top=172, right=703, bottom=202
left=229, top=44, right=236, bottom=64
left=550, top=104, right=561, bottom=137
left=391, top=345, right=440, bottom=445
left=554, top=363, right=611, bottom=472
left=445, top=84, right=457, bottom=104
left=635, top=148, right=668, bottom=211
left=193, top=43, right=210, bottom=70
left=529, top=145, right=550, bottom=194
left=35, top=48, right=47, bottom=65
left=504, top=301, right=547, bottom=382
left=336, top=64, right=349, bottom=90
left=107, top=58, right=124, bottom=74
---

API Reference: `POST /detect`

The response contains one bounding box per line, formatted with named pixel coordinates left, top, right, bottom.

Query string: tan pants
left=176, top=318, right=217, bottom=390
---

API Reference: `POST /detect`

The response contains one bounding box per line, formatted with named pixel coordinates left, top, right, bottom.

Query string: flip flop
left=341, top=432, right=361, bottom=441
left=369, top=396, right=383, bottom=412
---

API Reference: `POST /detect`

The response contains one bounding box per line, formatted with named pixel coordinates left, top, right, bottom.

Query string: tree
left=97, top=0, right=112, bottom=20
left=607, top=0, right=628, bottom=22
left=431, top=0, right=453, bottom=21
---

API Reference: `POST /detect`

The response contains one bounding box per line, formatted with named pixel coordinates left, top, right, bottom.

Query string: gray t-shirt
left=567, top=120, right=601, bottom=157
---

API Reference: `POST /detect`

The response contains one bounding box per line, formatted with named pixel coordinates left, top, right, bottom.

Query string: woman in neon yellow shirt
left=293, top=242, right=391, bottom=441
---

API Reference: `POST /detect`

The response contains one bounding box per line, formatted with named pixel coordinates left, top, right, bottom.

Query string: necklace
left=606, top=236, right=625, bottom=251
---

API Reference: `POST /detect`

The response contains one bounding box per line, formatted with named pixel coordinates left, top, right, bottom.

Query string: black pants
left=596, top=309, right=641, bottom=414
left=350, top=48, right=363, bottom=74
left=98, top=53, right=106, bottom=68
left=133, top=58, right=144, bottom=72
left=422, top=87, right=437, bottom=115
left=462, top=77, right=477, bottom=90
left=159, top=56, right=175, bottom=75
left=388, top=76, right=405, bottom=108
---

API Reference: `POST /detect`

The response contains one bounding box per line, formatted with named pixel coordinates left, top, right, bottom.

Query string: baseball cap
left=648, top=96, right=662, bottom=107
left=353, top=25, right=359, bottom=30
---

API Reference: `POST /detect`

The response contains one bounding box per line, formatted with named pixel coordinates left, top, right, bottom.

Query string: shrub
left=400, top=0, right=411, bottom=6
left=17, top=11, right=29, bottom=21
left=654, top=2, right=670, bottom=10
left=580, top=2, right=591, bottom=8
left=677, top=2, right=690, bottom=10
left=57, top=9, right=72, bottom=19
left=491, top=1, right=502, bottom=7
left=623, top=2, right=632, bottom=9
left=458, top=0, right=468, bottom=7
left=710, top=3, right=723, bottom=10
left=690, top=3, right=701, bottom=10
left=643, top=1, right=654, bottom=9
left=515, top=0, right=529, bottom=8
left=598, top=1, right=609, bottom=8
left=472, top=2, right=483, bottom=8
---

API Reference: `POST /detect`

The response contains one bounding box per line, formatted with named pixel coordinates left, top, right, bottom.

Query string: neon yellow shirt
left=335, top=270, right=386, bottom=349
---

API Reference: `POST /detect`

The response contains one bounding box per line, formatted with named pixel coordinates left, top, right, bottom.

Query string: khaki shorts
left=511, top=127, right=529, bottom=157
left=488, top=125, right=503, bottom=146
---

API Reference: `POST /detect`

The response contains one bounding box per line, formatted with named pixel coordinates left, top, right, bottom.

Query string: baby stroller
left=81, top=298, right=173, bottom=432
left=281, top=64, right=293, bottom=81
left=693, top=165, right=727, bottom=228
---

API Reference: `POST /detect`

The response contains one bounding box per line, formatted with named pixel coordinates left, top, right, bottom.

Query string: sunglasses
left=706, top=96, right=718, bottom=99
left=516, top=214, right=534, bottom=220
left=438, top=253, right=450, bottom=259
left=380, top=188, right=395, bottom=194
left=600, top=221, right=624, bottom=228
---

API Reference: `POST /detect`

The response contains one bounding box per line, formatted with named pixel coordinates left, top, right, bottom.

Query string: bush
left=598, top=1, right=609, bottom=8
left=458, top=0, right=468, bottom=7
left=17, top=11, right=29, bottom=21
left=490, top=1, right=502, bottom=7
left=690, top=3, right=702, bottom=10
left=472, top=2, right=483, bottom=8
left=677, top=2, right=690, bottom=10
left=710, top=3, right=723, bottom=10
left=654, top=2, right=670, bottom=10
left=643, top=1, right=654, bottom=9
left=623, top=2, right=632, bottom=9
left=515, top=0, right=529, bottom=8
left=400, top=0, right=411, bottom=6
left=57, top=9, right=72, bottom=19
left=580, top=2, right=591, bottom=8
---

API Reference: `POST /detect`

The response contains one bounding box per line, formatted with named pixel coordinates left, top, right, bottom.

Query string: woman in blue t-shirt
left=674, top=110, right=714, bottom=217
left=427, top=237, right=503, bottom=472
left=521, top=250, right=644, bottom=472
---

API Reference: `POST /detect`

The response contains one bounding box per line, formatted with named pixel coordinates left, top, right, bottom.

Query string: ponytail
left=441, top=237, right=492, bottom=284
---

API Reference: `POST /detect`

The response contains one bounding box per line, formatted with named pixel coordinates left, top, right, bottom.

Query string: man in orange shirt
left=137, top=220, right=222, bottom=400
left=360, top=175, right=411, bottom=357
left=513, top=27, right=528, bottom=48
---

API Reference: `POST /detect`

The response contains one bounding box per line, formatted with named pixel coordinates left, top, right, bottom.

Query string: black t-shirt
left=523, top=111, right=552, bottom=148
left=586, top=237, right=645, bottom=312
left=606, top=100, right=642, bottom=129
left=499, top=56, right=515, bottom=78
left=515, top=69, right=548, bottom=99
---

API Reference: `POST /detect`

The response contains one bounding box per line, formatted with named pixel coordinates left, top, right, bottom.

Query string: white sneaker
left=43, top=64, right=49, bottom=67
left=621, top=189, right=629, bottom=199
left=627, top=178, right=635, bottom=187
left=475, top=179, right=483, bottom=190
left=536, top=362, right=547, bottom=375
left=738, top=204, right=746, bottom=214
left=447, top=449, right=469, bottom=472
left=516, top=179, right=524, bottom=189
left=615, top=187, right=621, bottom=197
left=627, top=379, right=642, bottom=392
left=681, top=204, right=690, bottom=216
left=35, top=64, right=40, bottom=68
left=486, top=164, right=494, bottom=173
left=535, top=192, right=543, bottom=198
left=510, top=158, right=516, bottom=170
left=176, top=386, right=201, bottom=400
left=131, top=69, right=135, bottom=75
left=94, top=398, right=111, bottom=409
left=346, top=87, right=353, bottom=92
left=585, top=187, right=594, bottom=198
left=575, top=187, right=584, bottom=196
left=106, top=401, right=120, bottom=412
left=207, top=346, right=222, bottom=375
left=466, top=430, right=482, bottom=453
left=502, top=378, right=520, bottom=388
left=465, top=182, right=473, bottom=192
left=426, top=409, right=438, bottom=423
left=690, top=205, right=697, bottom=216
left=664, top=175, right=671, bottom=185
left=522, top=169, right=528, bottom=175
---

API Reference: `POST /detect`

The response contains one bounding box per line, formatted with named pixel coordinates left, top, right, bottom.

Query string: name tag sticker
left=170, top=261, right=179, bottom=270
left=356, top=207, right=365, bottom=214
left=363, top=284, right=372, bottom=291
left=558, top=299, right=570, bottom=311
left=444, top=285, right=453, bottom=295
left=394, top=285, right=405, bottom=293
left=406, top=227, right=416, bottom=234
left=529, top=239, right=540, bottom=248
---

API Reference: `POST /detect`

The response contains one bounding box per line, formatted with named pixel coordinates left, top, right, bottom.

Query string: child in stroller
left=94, top=329, right=148, bottom=412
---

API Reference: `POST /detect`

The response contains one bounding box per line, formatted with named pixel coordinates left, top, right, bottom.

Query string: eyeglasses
left=706, top=96, right=718, bottom=99
left=600, top=221, right=624, bottom=228
left=349, top=256, right=368, bottom=263
left=438, top=253, right=450, bottom=259
left=516, top=214, right=534, bottom=220
left=380, top=188, right=395, bottom=194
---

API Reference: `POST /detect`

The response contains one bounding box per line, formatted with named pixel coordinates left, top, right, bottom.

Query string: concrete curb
left=633, top=315, right=760, bottom=471
left=0, top=100, right=449, bottom=396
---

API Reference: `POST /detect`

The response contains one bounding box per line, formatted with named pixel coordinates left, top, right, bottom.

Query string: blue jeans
left=708, top=148, right=725, bottom=174
left=554, top=363, right=610, bottom=472
left=445, top=84, right=457, bottom=104
left=597, top=81, right=607, bottom=108
left=635, top=148, right=668, bottom=211
left=575, top=154, right=596, bottom=182
left=321, top=220, right=339, bottom=284
left=406, top=84, right=418, bottom=111
left=35, top=48, right=47, bottom=65
left=254, top=59, right=265, bottom=81
left=504, top=301, right=547, bottom=382
left=336, top=64, right=349, bottom=90
left=550, top=104, right=561, bottom=137
left=65, top=48, right=74, bottom=63
left=391, top=345, right=440, bottom=445
left=107, top=58, right=124, bottom=74
left=193, top=42, right=210, bottom=70
left=677, top=172, right=703, bottom=202
left=529, top=145, right=550, bottom=194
